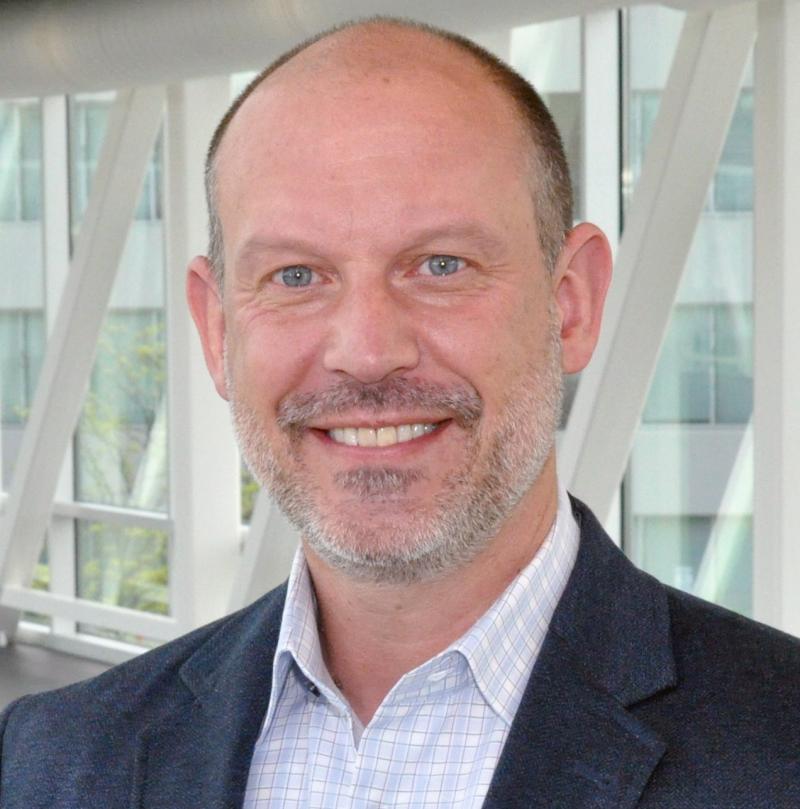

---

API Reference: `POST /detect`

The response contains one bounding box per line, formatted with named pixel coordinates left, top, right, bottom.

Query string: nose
left=323, top=281, right=420, bottom=383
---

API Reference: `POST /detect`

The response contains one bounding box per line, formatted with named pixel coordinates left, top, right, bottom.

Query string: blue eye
left=424, top=255, right=463, bottom=276
left=278, top=266, right=315, bottom=287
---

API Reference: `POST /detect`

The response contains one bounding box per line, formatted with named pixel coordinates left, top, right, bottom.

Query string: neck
left=303, top=460, right=559, bottom=725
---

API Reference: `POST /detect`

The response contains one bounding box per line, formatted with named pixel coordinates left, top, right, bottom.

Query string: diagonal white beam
left=0, top=87, right=165, bottom=625
left=560, top=4, right=755, bottom=523
left=228, top=489, right=298, bottom=613
left=752, top=0, right=800, bottom=635
left=693, top=421, right=752, bottom=604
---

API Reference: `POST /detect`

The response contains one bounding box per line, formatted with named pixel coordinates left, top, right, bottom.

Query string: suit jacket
left=1, top=498, right=799, bottom=808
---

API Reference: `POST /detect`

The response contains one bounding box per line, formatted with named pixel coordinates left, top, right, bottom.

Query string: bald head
left=205, top=18, right=573, bottom=283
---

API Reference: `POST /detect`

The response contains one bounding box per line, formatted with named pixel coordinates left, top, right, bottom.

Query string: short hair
left=204, top=17, right=573, bottom=284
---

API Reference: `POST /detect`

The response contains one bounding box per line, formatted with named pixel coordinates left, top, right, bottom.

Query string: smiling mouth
left=327, top=422, right=442, bottom=448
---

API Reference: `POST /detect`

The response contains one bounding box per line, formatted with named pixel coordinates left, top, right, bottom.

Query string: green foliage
left=77, top=522, right=169, bottom=615
left=77, top=313, right=167, bottom=509
left=31, top=561, right=49, bottom=591
left=73, top=311, right=170, bottom=643
left=241, top=465, right=259, bottom=524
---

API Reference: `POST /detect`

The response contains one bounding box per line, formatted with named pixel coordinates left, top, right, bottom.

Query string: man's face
left=212, top=46, right=565, bottom=583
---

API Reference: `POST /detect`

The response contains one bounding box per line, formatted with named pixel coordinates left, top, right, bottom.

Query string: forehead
left=213, top=29, right=536, bottom=250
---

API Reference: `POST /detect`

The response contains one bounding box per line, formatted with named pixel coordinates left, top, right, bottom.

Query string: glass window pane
left=134, top=133, right=163, bottom=221
left=23, top=536, right=52, bottom=628
left=75, top=311, right=167, bottom=509
left=629, top=515, right=711, bottom=590
left=713, top=91, right=753, bottom=212
left=622, top=7, right=685, bottom=204
left=19, top=103, right=43, bottom=221
left=628, top=514, right=752, bottom=615
left=0, top=100, right=45, bottom=488
left=512, top=17, right=583, bottom=219
left=0, top=104, right=18, bottom=221
left=714, top=304, right=753, bottom=424
left=0, top=100, right=43, bottom=222
left=0, top=312, right=45, bottom=425
left=643, top=306, right=713, bottom=423
left=76, top=519, right=169, bottom=613
left=76, top=519, right=168, bottom=648
left=68, top=94, right=113, bottom=237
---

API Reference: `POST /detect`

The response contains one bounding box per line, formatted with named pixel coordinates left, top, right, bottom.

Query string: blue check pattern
left=243, top=485, right=579, bottom=808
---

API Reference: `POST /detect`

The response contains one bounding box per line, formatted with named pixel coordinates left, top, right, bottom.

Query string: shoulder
left=667, top=584, right=800, bottom=669
left=566, top=496, right=800, bottom=801
left=0, top=583, right=286, bottom=800
left=663, top=584, right=800, bottom=710
left=637, top=585, right=800, bottom=804
left=570, top=494, right=800, bottom=686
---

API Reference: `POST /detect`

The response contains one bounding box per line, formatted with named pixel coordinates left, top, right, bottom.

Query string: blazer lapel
left=484, top=499, right=677, bottom=809
left=131, top=586, right=286, bottom=809
left=482, top=633, right=668, bottom=809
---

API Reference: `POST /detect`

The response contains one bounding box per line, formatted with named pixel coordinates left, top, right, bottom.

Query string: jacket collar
left=483, top=497, right=677, bottom=808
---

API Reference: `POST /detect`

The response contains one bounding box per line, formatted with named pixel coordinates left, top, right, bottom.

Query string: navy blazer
left=2, top=498, right=799, bottom=808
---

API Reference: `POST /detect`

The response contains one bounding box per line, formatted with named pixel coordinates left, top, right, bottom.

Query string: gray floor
left=0, top=642, right=110, bottom=709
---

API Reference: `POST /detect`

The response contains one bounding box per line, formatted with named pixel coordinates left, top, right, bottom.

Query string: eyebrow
left=406, top=223, right=509, bottom=256
left=235, top=221, right=509, bottom=266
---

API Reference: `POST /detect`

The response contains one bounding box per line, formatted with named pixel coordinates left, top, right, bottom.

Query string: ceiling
left=0, top=0, right=746, bottom=98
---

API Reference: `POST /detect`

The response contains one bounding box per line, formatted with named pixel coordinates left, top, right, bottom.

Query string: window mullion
left=41, top=93, right=77, bottom=638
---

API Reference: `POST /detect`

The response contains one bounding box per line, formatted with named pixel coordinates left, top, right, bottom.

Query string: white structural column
left=579, top=8, right=622, bottom=540
left=40, top=94, right=78, bottom=639
left=164, top=78, right=241, bottom=630
left=0, top=87, right=165, bottom=635
left=753, top=0, right=800, bottom=635
left=560, top=5, right=755, bottom=523
left=581, top=8, right=620, bottom=250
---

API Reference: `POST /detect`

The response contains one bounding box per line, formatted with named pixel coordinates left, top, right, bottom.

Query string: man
left=1, top=17, right=799, bottom=809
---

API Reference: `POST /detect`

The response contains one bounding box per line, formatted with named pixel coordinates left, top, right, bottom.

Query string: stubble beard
left=226, top=315, right=563, bottom=585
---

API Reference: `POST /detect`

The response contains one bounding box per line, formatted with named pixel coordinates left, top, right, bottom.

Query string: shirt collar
left=263, top=482, right=579, bottom=732
left=268, top=550, right=341, bottom=710
left=452, top=482, right=579, bottom=724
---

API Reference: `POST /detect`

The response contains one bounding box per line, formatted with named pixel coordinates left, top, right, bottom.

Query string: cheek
left=229, top=314, right=323, bottom=411
left=425, top=294, right=548, bottom=400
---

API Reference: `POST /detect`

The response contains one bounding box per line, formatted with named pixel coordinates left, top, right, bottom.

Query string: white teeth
left=376, top=426, right=397, bottom=447
left=357, top=427, right=377, bottom=447
left=328, top=423, right=438, bottom=447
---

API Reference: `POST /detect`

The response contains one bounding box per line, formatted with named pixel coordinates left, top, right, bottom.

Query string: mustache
left=276, top=377, right=483, bottom=431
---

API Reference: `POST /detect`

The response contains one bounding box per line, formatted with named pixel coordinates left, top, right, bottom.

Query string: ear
left=186, top=255, right=229, bottom=400
left=552, top=223, right=613, bottom=375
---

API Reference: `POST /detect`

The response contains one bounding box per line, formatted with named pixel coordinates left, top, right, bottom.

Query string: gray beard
left=226, top=317, right=563, bottom=585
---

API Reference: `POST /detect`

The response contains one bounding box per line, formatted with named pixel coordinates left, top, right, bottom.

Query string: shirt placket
left=305, top=683, right=358, bottom=809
